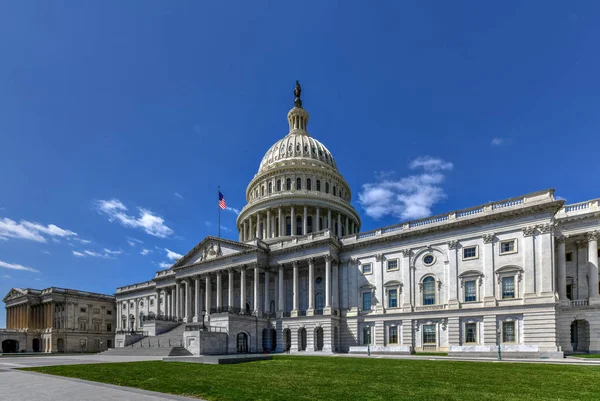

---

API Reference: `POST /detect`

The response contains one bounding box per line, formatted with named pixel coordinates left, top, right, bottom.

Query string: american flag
left=218, top=191, right=226, bottom=210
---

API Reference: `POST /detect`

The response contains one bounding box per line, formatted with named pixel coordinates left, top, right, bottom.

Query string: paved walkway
left=0, top=369, right=200, bottom=401
left=0, top=354, right=164, bottom=368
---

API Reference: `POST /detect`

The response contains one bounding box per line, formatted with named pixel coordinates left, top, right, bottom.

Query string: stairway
left=101, top=324, right=191, bottom=356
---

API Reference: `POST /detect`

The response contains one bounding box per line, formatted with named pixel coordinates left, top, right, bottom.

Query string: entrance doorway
left=315, top=327, right=324, bottom=351
left=284, top=329, right=291, bottom=352
left=1, top=339, right=19, bottom=353
left=57, top=338, right=65, bottom=353
left=32, top=338, right=41, bottom=352
left=298, top=328, right=307, bottom=351
left=571, top=320, right=590, bottom=352
left=237, top=332, right=248, bottom=353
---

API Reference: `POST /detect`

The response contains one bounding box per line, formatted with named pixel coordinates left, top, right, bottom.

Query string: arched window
left=286, top=216, right=291, bottom=236
left=315, top=292, right=324, bottom=310
left=423, top=277, right=436, bottom=305
left=333, top=186, right=337, bottom=196
left=296, top=144, right=300, bottom=153
left=296, top=177, right=302, bottom=190
left=307, top=216, right=313, bottom=233
left=268, top=182, right=272, bottom=194
left=307, top=178, right=312, bottom=191
left=319, top=217, right=323, bottom=231
left=286, top=178, right=291, bottom=191
left=276, top=179, right=281, bottom=192
left=316, top=180, right=321, bottom=191
left=296, top=216, right=303, bottom=235
left=325, top=182, right=330, bottom=194
left=236, top=332, right=248, bottom=353
left=261, top=186, right=265, bottom=196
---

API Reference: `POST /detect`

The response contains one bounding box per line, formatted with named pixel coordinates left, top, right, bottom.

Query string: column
left=184, top=279, right=192, bottom=322
left=249, top=217, right=254, bottom=240
left=216, top=271, right=222, bottom=309
left=194, top=276, right=200, bottom=322
left=523, top=227, right=536, bottom=296
left=134, top=299, right=138, bottom=330
left=254, top=265, right=260, bottom=314
left=256, top=213, right=261, bottom=239
left=588, top=231, right=599, bottom=303
left=328, top=209, right=332, bottom=230
left=307, top=258, right=315, bottom=315
left=6, top=307, right=10, bottom=329
left=325, top=256, right=332, bottom=311
left=278, top=264, right=284, bottom=314
left=337, top=214, right=342, bottom=237
left=228, top=268, right=234, bottom=308
left=332, top=259, right=339, bottom=310
left=448, top=241, right=459, bottom=307
left=158, top=290, right=164, bottom=316
left=166, top=290, right=171, bottom=319
left=264, top=268, right=270, bottom=313
left=316, top=207, right=320, bottom=231
left=345, top=216, right=349, bottom=236
left=483, top=234, right=496, bottom=307
left=240, top=267, right=246, bottom=312
left=278, top=207, right=283, bottom=237
left=292, top=261, right=299, bottom=316
left=266, top=209, right=271, bottom=238
left=303, top=206, right=307, bottom=235
left=175, top=282, right=181, bottom=320
left=243, top=220, right=248, bottom=242
left=205, top=274, right=212, bottom=314
left=556, top=236, right=567, bottom=302
left=291, top=206, right=296, bottom=236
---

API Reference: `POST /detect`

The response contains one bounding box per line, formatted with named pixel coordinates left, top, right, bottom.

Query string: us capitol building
left=110, top=83, right=600, bottom=358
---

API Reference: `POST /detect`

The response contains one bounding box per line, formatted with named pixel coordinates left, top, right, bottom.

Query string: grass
left=568, top=354, right=600, bottom=358
left=22, top=356, right=600, bottom=401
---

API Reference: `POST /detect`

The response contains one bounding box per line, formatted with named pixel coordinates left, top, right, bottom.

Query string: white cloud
left=74, top=238, right=92, bottom=244
left=226, top=207, right=240, bottom=215
left=0, top=260, right=38, bottom=273
left=126, top=237, right=143, bottom=247
left=141, top=249, right=151, bottom=256
left=158, top=262, right=172, bottom=268
left=0, top=217, right=78, bottom=243
left=358, top=156, right=453, bottom=221
left=220, top=225, right=232, bottom=233
left=95, top=199, right=174, bottom=238
left=72, top=251, right=85, bottom=257
left=73, top=249, right=119, bottom=259
left=165, top=248, right=183, bottom=261
left=491, top=137, right=503, bottom=145
left=104, top=248, right=122, bottom=255
left=42, top=250, right=51, bottom=255
left=174, top=192, right=183, bottom=199
left=2, top=274, right=11, bottom=279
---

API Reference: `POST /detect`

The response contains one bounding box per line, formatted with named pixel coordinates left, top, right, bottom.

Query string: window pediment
left=495, top=265, right=523, bottom=274
left=384, top=280, right=402, bottom=287
left=458, top=270, right=484, bottom=279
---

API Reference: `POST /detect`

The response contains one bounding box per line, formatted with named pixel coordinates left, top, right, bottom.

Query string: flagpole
left=218, top=186, right=221, bottom=238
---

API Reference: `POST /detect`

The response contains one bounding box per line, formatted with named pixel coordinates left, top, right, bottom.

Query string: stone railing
left=116, top=280, right=155, bottom=293
left=144, top=314, right=181, bottom=323
left=557, top=199, right=600, bottom=216
left=268, top=229, right=334, bottom=251
left=569, top=299, right=589, bottom=307
left=342, top=190, right=555, bottom=246
left=185, top=325, right=227, bottom=333
left=116, top=330, right=148, bottom=336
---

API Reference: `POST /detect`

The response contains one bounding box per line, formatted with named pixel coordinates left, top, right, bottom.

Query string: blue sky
left=1, top=2, right=600, bottom=326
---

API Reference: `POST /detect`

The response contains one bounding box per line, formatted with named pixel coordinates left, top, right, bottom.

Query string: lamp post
left=367, top=328, right=371, bottom=357
left=497, top=327, right=502, bottom=361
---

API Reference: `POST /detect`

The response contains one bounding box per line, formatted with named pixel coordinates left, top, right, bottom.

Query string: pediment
left=172, top=236, right=258, bottom=269
left=2, top=288, right=26, bottom=302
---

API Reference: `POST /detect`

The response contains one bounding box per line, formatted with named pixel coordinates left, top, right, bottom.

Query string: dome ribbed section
left=258, top=132, right=337, bottom=173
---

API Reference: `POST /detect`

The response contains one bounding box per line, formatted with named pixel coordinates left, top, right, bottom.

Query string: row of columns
left=240, top=206, right=357, bottom=242
left=6, top=302, right=53, bottom=330
left=556, top=231, right=599, bottom=302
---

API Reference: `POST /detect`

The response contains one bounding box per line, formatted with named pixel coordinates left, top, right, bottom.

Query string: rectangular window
left=502, top=321, right=516, bottom=343
left=464, top=280, right=477, bottom=302
left=362, top=263, right=372, bottom=274
left=107, top=323, right=112, bottom=332
left=565, top=252, right=573, bottom=262
left=388, top=289, right=397, bottom=308
left=387, top=260, right=398, bottom=271
left=423, top=324, right=436, bottom=344
left=566, top=284, right=573, bottom=300
left=106, top=310, right=112, bottom=315
left=363, top=327, right=371, bottom=345
left=388, top=326, right=398, bottom=344
left=362, top=292, right=372, bottom=311
left=463, top=246, right=477, bottom=260
left=500, top=240, right=516, bottom=254
left=502, top=277, right=515, bottom=299
left=79, top=321, right=87, bottom=331
left=150, top=299, right=154, bottom=306
left=80, top=307, right=87, bottom=313
left=465, top=323, right=477, bottom=343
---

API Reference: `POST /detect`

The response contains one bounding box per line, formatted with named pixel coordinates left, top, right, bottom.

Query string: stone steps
left=101, top=346, right=192, bottom=357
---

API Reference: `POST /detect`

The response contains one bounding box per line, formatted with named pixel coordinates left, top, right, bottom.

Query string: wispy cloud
left=158, top=262, right=172, bottom=269
left=165, top=248, right=183, bottom=261
left=73, top=251, right=85, bottom=257
left=358, top=156, right=453, bottom=220
left=73, top=248, right=119, bottom=259
left=104, top=248, right=122, bottom=255
left=174, top=192, right=183, bottom=200
left=0, top=218, right=77, bottom=243
left=141, top=249, right=151, bottom=256
left=491, top=137, right=511, bottom=146
left=226, top=207, right=240, bottom=215
left=126, top=237, right=143, bottom=247
left=0, top=260, right=38, bottom=273
left=220, top=225, right=232, bottom=233
left=2, top=274, right=11, bottom=279
left=74, top=238, right=92, bottom=244
left=95, top=199, right=174, bottom=238
left=42, top=250, right=52, bottom=255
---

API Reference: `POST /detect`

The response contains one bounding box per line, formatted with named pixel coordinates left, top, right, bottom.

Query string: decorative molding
left=437, top=280, right=443, bottom=291
left=586, top=231, right=599, bottom=242
left=555, top=235, right=569, bottom=244
left=400, top=249, right=411, bottom=257
left=292, top=261, right=299, bottom=268
left=537, top=223, right=555, bottom=234
left=324, top=255, right=333, bottom=263
left=447, top=240, right=459, bottom=250
left=522, top=226, right=536, bottom=237
left=375, top=254, right=384, bottom=262
left=576, top=240, right=586, bottom=249
left=483, top=233, right=495, bottom=244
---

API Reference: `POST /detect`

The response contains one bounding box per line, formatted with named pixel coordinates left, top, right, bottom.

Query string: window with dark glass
left=286, top=178, right=291, bottom=191
left=276, top=179, right=281, bottom=191
left=423, top=277, right=435, bottom=305
left=565, top=252, right=573, bottom=262
left=325, top=182, right=330, bottom=193
left=423, top=324, right=436, bottom=344
left=502, top=321, right=515, bottom=342
left=502, top=276, right=515, bottom=299
left=296, top=177, right=301, bottom=190
left=285, top=216, right=291, bottom=236
left=268, top=182, right=272, bottom=194
left=362, top=263, right=372, bottom=274
left=307, top=216, right=313, bottom=233
left=316, top=180, right=321, bottom=191
left=566, top=283, right=573, bottom=300
left=306, top=178, right=312, bottom=191
left=296, top=216, right=302, bottom=235
left=463, top=246, right=477, bottom=259
left=362, top=292, right=372, bottom=311
left=388, top=289, right=397, bottom=308
left=464, top=280, right=477, bottom=302
left=363, top=326, right=371, bottom=345
left=500, top=240, right=515, bottom=254
left=387, top=260, right=398, bottom=271
left=465, top=323, right=477, bottom=343
left=388, top=326, right=398, bottom=344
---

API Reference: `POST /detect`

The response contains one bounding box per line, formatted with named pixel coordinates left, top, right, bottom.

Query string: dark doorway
left=284, top=329, right=291, bottom=352
left=57, top=338, right=65, bottom=353
left=315, top=327, right=324, bottom=351
left=2, top=339, right=19, bottom=353
left=237, top=332, right=248, bottom=353
left=107, top=339, right=112, bottom=348
left=32, top=338, right=41, bottom=352
left=298, top=328, right=307, bottom=351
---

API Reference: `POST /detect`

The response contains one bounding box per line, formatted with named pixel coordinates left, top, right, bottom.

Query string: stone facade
left=2, top=287, right=116, bottom=353
left=114, top=88, right=600, bottom=357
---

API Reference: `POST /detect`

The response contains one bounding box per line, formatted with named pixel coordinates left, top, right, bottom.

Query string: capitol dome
left=236, top=82, right=361, bottom=243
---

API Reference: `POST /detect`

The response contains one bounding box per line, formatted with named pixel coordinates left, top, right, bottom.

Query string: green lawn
left=569, top=354, right=600, bottom=358
left=23, top=356, right=600, bottom=401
